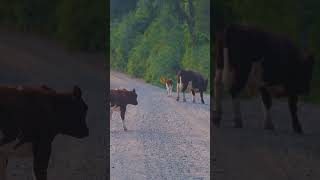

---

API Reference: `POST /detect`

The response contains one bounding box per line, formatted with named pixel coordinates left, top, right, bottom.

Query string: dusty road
left=213, top=97, right=320, bottom=180
left=110, top=71, right=210, bottom=180
left=0, top=29, right=107, bottom=179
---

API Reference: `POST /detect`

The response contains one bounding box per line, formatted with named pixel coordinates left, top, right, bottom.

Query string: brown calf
left=110, top=88, right=138, bottom=131
left=160, top=77, right=173, bottom=96
left=0, top=85, right=89, bottom=180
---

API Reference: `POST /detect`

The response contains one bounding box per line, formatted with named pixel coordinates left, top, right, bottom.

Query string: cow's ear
left=132, top=89, right=136, bottom=93
left=73, top=85, right=82, bottom=98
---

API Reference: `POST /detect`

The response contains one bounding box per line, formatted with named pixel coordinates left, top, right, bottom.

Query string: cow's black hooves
left=212, top=111, right=221, bottom=127
left=212, top=121, right=220, bottom=128
left=292, top=124, right=303, bottom=134
left=264, top=124, right=275, bottom=131
left=233, top=120, right=243, bottom=128
left=264, top=127, right=275, bottom=131
left=234, top=124, right=243, bottom=128
left=212, top=120, right=221, bottom=127
left=294, top=129, right=303, bottom=135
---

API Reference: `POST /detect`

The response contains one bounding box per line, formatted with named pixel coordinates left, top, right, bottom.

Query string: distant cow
left=213, top=24, right=315, bottom=134
left=110, top=88, right=138, bottom=131
left=160, top=77, right=173, bottom=96
left=0, top=85, right=89, bottom=180
left=176, top=70, right=208, bottom=104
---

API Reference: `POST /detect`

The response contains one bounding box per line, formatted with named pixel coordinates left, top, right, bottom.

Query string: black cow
left=0, top=85, right=89, bottom=180
left=176, top=70, right=208, bottom=104
left=213, top=24, right=315, bottom=134
left=110, top=88, right=138, bottom=131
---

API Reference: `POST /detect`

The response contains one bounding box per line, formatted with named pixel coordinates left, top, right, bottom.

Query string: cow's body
left=176, top=70, right=208, bottom=104
left=0, top=85, right=57, bottom=149
left=110, top=88, right=138, bottom=131
left=0, top=85, right=89, bottom=180
left=160, top=77, right=173, bottom=96
left=213, top=24, right=315, bottom=133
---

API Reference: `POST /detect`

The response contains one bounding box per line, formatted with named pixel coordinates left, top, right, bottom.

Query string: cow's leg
left=213, top=69, right=223, bottom=126
left=191, top=89, right=196, bottom=103
left=182, top=85, right=187, bottom=102
left=110, top=105, right=119, bottom=120
left=230, top=88, right=242, bottom=128
left=260, top=87, right=274, bottom=130
left=120, top=106, right=127, bottom=131
left=0, top=155, right=8, bottom=180
left=169, top=86, right=173, bottom=96
left=176, top=76, right=183, bottom=101
left=33, top=141, right=52, bottom=180
left=166, top=83, right=169, bottom=96
left=200, top=91, right=205, bottom=104
left=288, top=95, right=303, bottom=134
left=229, top=60, right=254, bottom=128
left=176, top=83, right=180, bottom=101
left=229, top=69, right=251, bottom=128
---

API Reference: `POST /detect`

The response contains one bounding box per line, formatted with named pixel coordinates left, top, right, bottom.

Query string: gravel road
left=213, top=97, right=320, bottom=180
left=110, top=71, right=210, bottom=180
left=0, top=29, right=107, bottom=180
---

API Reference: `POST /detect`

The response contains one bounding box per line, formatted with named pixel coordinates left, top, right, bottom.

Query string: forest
left=0, top=0, right=106, bottom=51
left=110, top=0, right=210, bottom=89
left=214, top=0, right=320, bottom=102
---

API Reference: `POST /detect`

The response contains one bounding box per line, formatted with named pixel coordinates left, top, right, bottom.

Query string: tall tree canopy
left=110, top=0, right=210, bottom=89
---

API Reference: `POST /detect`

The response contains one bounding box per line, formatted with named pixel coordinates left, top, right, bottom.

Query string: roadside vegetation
left=110, top=0, right=210, bottom=91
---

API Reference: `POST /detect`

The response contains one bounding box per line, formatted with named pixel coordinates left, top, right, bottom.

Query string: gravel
left=110, top=71, right=210, bottom=180
left=213, top=96, right=320, bottom=180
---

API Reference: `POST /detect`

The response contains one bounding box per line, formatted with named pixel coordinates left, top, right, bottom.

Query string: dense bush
left=111, top=0, right=210, bottom=91
left=0, top=0, right=105, bottom=51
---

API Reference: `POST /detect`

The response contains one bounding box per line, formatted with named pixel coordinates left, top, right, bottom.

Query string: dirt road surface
left=0, top=29, right=107, bottom=180
left=213, top=97, right=320, bottom=180
left=110, top=71, right=210, bottom=180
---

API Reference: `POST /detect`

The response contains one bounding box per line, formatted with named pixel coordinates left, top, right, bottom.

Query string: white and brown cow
left=176, top=70, right=208, bottom=104
left=110, top=88, right=138, bottom=131
left=213, top=24, right=315, bottom=134
left=0, top=85, right=89, bottom=180
left=160, top=77, right=173, bottom=96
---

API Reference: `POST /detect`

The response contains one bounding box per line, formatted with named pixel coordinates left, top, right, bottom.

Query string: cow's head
left=61, top=86, right=89, bottom=138
left=128, top=89, right=138, bottom=105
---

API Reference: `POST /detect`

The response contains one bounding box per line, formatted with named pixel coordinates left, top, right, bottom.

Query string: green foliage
left=111, top=0, right=210, bottom=91
left=111, top=0, right=138, bottom=21
left=110, top=8, right=152, bottom=71
left=0, top=0, right=105, bottom=51
left=142, top=17, right=184, bottom=85
left=0, top=0, right=56, bottom=32
left=56, top=0, right=106, bottom=51
left=229, top=0, right=301, bottom=43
